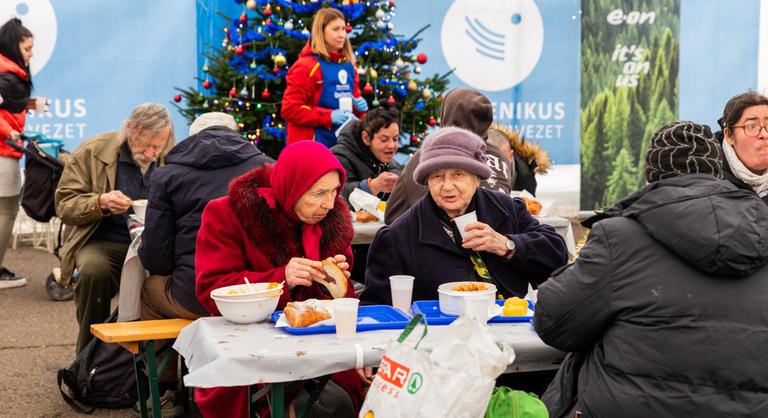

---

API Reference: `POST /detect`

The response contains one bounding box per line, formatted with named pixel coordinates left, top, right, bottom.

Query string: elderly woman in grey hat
left=360, top=127, right=568, bottom=305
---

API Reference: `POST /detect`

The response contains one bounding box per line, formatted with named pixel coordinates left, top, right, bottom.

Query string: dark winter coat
left=138, top=126, right=272, bottom=315
left=0, top=53, right=30, bottom=158
left=534, top=175, right=768, bottom=417
left=193, top=164, right=364, bottom=418
left=361, top=188, right=568, bottom=305
left=331, top=120, right=402, bottom=202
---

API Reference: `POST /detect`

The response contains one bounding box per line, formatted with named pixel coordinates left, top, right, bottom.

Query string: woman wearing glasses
left=717, top=91, right=768, bottom=203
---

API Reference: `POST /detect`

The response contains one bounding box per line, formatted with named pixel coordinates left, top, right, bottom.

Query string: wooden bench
left=91, top=319, right=192, bottom=418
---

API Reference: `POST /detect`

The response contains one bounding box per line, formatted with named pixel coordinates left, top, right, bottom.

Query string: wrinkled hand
left=99, top=190, right=132, bottom=215
left=369, top=171, right=399, bottom=195
left=331, top=109, right=353, bottom=125
left=353, top=96, right=368, bottom=112
left=357, top=367, right=374, bottom=385
left=330, top=254, right=351, bottom=279
left=284, top=257, right=325, bottom=288
left=461, top=222, right=508, bottom=256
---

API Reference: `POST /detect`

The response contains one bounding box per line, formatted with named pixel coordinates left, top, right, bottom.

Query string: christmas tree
left=174, top=0, right=451, bottom=158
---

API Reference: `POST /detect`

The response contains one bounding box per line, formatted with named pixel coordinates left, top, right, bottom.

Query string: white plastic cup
left=389, top=275, right=415, bottom=314
left=34, top=96, right=48, bottom=113
left=453, top=211, right=477, bottom=239
left=334, top=298, right=360, bottom=339
left=339, top=96, right=353, bottom=113
left=463, top=294, right=491, bottom=322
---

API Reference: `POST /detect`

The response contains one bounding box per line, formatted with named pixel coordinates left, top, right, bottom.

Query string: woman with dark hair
left=331, top=106, right=402, bottom=202
left=717, top=91, right=768, bottom=203
left=0, top=17, right=35, bottom=289
left=281, top=7, right=367, bottom=147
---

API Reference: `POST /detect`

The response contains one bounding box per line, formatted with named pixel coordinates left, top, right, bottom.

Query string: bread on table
left=355, top=209, right=379, bottom=223
left=284, top=299, right=332, bottom=328
left=522, top=196, right=542, bottom=216
left=313, top=259, right=349, bottom=299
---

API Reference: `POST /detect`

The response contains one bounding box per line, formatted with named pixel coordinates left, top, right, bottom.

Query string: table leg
left=271, top=383, right=285, bottom=418
left=133, top=355, right=149, bottom=418
left=297, top=375, right=330, bottom=418
left=144, top=340, right=162, bottom=418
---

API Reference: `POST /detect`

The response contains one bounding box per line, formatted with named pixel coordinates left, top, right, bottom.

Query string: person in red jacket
left=195, top=141, right=366, bottom=418
left=282, top=7, right=367, bottom=147
left=0, top=18, right=37, bottom=289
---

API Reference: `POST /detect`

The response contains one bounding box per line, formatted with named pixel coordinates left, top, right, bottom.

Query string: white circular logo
left=441, top=0, right=543, bottom=92
left=0, top=0, right=57, bottom=76
left=337, top=69, right=348, bottom=85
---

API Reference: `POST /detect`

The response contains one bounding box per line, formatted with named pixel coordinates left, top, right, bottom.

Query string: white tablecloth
left=352, top=220, right=385, bottom=245
left=173, top=317, right=563, bottom=388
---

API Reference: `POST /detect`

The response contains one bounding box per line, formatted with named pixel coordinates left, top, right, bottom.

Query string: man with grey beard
left=55, top=103, right=175, bottom=353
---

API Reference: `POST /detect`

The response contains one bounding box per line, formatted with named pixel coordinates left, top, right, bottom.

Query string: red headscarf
left=256, top=141, right=346, bottom=260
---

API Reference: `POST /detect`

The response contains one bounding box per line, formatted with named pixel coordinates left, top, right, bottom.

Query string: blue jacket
left=361, top=188, right=568, bottom=305
left=138, top=126, right=273, bottom=314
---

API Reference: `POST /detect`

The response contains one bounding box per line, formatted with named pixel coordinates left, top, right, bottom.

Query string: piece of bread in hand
left=312, top=259, right=349, bottom=299
left=355, top=209, right=379, bottom=223
left=522, top=196, right=542, bottom=216
left=284, top=299, right=332, bottom=328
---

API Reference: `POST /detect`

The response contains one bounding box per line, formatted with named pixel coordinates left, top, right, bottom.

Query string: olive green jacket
left=54, top=132, right=163, bottom=285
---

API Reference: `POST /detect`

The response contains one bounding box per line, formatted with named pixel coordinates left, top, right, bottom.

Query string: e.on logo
left=441, top=0, right=544, bottom=92
left=0, top=0, right=57, bottom=76
left=377, top=355, right=411, bottom=388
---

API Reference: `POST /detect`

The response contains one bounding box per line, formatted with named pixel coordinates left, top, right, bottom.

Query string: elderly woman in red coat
left=194, top=141, right=365, bottom=418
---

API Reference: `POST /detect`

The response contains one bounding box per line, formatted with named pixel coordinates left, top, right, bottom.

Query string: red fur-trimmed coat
left=194, top=166, right=363, bottom=418
left=195, top=165, right=355, bottom=314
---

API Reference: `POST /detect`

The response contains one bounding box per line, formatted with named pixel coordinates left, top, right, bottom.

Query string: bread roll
left=522, top=196, right=542, bottom=216
left=355, top=209, right=379, bottom=223
left=312, top=259, right=349, bottom=299
left=284, top=299, right=332, bottom=328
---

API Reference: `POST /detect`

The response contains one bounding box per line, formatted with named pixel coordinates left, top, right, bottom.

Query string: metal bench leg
left=144, top=340, right=162, bottom=418
left=133, top=354, right=149, bottom=418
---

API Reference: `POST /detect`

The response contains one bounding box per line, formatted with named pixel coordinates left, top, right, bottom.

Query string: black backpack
left=57, top=310, right=137, bottom=412
left=20, top=139, right=64, bottom=222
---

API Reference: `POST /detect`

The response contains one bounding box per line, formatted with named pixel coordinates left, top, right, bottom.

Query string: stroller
left=5, top=133, right=73, bottom=301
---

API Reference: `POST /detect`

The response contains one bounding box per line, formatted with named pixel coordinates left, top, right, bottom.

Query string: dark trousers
left=74, top=240, right=128, bottom=353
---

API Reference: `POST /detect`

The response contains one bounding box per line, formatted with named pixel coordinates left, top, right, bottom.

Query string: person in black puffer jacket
left=535, top=121, right=768, bottom=417
left=331, top=106, right=402, bottom=203
left=138, top=112, right=273, bottom=320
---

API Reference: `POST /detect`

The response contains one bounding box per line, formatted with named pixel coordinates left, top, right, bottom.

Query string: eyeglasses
left=732, top=120, right=768, bottom=137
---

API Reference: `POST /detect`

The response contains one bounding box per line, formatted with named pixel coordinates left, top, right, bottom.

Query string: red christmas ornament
left=345, top=24, right=353, bottom=33
left=235, top=45, right=245, bottom=55
left=363, top=83, right=374, bottom=95
left=410, top=134, right=418, bottom=143
left=173, top=95, right=181, bottom=103
left=387, top=96, right=395, bottom=105
left=229, top=87, right=238, bottom=98
left=264, top=5, right=273, bottom=17
left=239, top=13, right=247, bottom=24
left=261, top=88, right=271, bottom=99
left=428, top=116, right=436, bottom=126
left=202, top=80, right=212, bottom=89
left=273, top=66, right=281, bottom=74
left=265, top=18, right=272, bottom=26
left=416, top=53, right=428, bottom=64
left=389, top=0, right=396, bottom=7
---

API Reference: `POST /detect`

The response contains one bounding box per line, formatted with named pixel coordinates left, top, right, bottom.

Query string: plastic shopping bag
left=485, top=387, right=548, bottom=418
left=359, top=315, right=515, bottom=418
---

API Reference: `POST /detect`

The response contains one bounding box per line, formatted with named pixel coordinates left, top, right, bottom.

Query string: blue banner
left=1, top=0, right=197, bottom=150
left=392, top=0, right=581, bottom=165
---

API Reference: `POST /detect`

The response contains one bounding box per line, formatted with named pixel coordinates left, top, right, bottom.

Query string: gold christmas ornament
left=274, top=53, right=286, bottom=67
left=422, top=88, right=432, bottom=99
left=408, top=80, right=418, bottom=91
left=369, top=68, right=378, bottom=79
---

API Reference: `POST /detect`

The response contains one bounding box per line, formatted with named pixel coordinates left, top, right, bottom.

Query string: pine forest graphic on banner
left=580, top=0, right=679, bottom=210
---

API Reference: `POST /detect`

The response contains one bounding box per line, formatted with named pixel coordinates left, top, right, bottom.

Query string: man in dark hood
left=534, top=121, right=768, bottom=417
left=384, top=88, right=513, bottom=224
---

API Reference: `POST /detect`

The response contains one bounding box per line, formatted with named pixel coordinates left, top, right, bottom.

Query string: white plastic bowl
left=132, top=199, right=148, bottom=222
left=210, top=282, right=284, bottom=300
left=437, top=281, right=497, bottom=316
left=211, top=293, right=280, bottom=324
